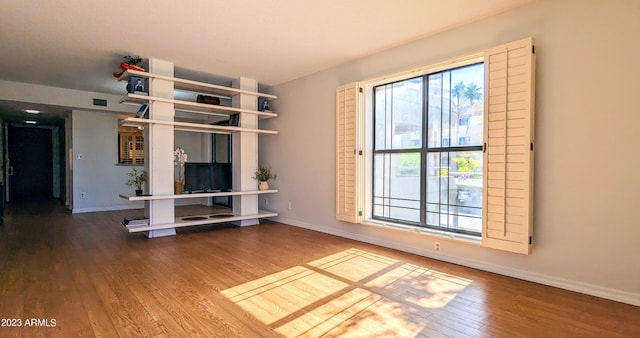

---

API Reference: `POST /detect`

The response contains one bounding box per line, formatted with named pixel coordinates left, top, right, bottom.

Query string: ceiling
left=0, top=0, right=534, bottom=123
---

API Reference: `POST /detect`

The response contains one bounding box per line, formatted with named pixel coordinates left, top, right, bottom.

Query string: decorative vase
left=174, top=180, right=183, bottom=194
left=258, top=181, right=269, bottom=191
left=135, top=189, right=143, bottom=196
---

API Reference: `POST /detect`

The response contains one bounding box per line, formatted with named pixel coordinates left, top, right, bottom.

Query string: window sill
left=362, top=219, right=482, bottom=245
left=115, top=163, right=145, bottom=167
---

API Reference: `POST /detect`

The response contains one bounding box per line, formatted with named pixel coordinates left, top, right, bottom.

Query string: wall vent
left=93, top=98, right=107, bottom=107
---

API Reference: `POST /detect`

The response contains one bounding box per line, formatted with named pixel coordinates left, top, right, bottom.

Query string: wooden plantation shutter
left=336, top=82, right=363, bottom=223
left=118, top=118, right=145, bottom=164
left=483, top=37, right=536, bottom=254
left=119, top=133, right=144, bottom=164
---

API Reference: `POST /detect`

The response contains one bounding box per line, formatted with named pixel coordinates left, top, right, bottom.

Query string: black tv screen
left=184, top=163, right=232, bottom=193
left=211, top=163, right=232, bottom=190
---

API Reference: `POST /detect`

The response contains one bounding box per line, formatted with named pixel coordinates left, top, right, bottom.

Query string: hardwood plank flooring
left=0, top=200, right=639, bottom=337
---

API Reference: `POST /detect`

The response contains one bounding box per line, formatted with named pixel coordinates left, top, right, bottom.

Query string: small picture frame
left=135, top=103, right=149, bottom=118
left=258, top=97, right=271, bottom=111
left=128, top=76, right=146, bottom=94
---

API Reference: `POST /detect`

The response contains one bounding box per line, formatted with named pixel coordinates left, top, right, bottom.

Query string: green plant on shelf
left=253, top=165, right=276, bottom=182
left=124, top=55, right=143, bottom=67
left=125, top=167, right=147, bottom=191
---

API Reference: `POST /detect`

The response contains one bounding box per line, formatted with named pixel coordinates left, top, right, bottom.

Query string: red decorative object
left=113, top=60, right=145, bottom=78
left=120, top=61, right=144, bottom=72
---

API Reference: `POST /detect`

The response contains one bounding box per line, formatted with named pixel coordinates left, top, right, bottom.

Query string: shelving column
left=232, top=77, right=259, bottom=225
left=145, top=59, right=176, bottom=237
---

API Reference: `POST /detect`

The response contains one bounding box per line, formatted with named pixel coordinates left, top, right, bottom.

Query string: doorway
left=5, top=124, right=59, bottom=202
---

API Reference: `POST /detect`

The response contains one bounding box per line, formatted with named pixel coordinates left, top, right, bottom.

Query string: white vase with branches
left=173, top=147, right=188, bottom=194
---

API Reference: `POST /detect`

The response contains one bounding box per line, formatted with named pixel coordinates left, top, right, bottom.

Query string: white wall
left=71, top=110, right=209, bottom=212
left=71, top=110, right=143, bottom=212
left=175, top=131, right=209, bottom=163
left=262, top=0, right=640, bottom=305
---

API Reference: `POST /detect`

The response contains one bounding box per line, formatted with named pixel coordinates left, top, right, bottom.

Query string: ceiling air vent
left=93, top=98, right=107, bottom=107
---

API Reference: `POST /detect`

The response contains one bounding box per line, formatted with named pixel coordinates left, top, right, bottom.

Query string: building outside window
left=372, top=63, right=484, bottom=236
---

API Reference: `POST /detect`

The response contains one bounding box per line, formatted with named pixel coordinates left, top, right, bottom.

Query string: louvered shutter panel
left=336, top=82, right=362, bottom=223
left=482, top=37, right=536, bottom=254
left=120, top=134, right=133, bottom=164
left=134, top=136, right=144, bottom=164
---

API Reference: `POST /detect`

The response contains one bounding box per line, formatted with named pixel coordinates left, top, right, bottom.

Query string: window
left=118, top=116, right=144, bottom=164
left=336, top=37, right=536, bottom=254
left=372, top=64, right=484, bottom=236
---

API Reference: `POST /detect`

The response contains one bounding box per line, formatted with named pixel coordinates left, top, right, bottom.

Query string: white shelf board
left=120, top=94, right=278, bottom=119
left=120, top=189, right=278, bottom=201
left=118, top=69, right=277, bottom=99
left=125, top=210, right=278, bottom=233
left=120, top=117, right=278, bottom=135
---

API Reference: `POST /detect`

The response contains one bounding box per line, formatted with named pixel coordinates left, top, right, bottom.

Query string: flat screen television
left=184, top=162, right=232, bottom=193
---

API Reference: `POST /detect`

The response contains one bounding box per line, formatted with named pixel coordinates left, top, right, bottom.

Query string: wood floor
left=0, top=201, right=639, bottom=337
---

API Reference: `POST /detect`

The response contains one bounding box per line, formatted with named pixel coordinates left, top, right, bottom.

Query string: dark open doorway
left=7, top=125, right=54, bottom=201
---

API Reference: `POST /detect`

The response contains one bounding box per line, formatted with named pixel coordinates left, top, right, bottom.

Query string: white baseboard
left=274, top=217, right=640, bottom=307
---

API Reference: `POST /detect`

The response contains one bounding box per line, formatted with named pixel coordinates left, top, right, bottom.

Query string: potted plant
left=113, top=54, right=145, bottom=78
left=124, top=55, right=143, bottom=69
left=125, top=167, right=147, bottom=196
left=253, top=165, right=276, bottom=190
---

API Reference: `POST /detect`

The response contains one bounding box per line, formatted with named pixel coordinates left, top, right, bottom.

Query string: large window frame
left=336, top=37, right=536, bottom=254
left=371, top=63, right=485, bottom=236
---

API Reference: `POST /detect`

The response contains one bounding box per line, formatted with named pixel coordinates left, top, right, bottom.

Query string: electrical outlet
left=80, top=192, right=86, bottom=199
left=434, top=242, right=441, bottom=251
left=288, top=202, right=292, bottom=210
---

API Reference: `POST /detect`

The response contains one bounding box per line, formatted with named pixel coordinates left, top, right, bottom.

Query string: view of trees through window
left=373, top=63, right=484, bottom=235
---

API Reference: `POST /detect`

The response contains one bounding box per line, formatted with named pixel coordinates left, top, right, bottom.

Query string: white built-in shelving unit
left=117, top=64, right=277, bottom=235
left=120, top=117, right=277, bottom=135
left=119, top=189, right=278, bottom=201
left=125, top=210, right=279, bottom=233
left=118, top=69, right=277, bottom=99
left=121, top=93, right=278, bottom=119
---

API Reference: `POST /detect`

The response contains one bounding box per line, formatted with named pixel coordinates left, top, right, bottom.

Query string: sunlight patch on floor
left=220, top=266, right=348, bottom=324
left=276, top=288, right=429, bottom=337
left=307, top=248, right=398, bottom=282
left=365, top=262, right=471, bottom=309
left=221, top=248, right=473, bottom=337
